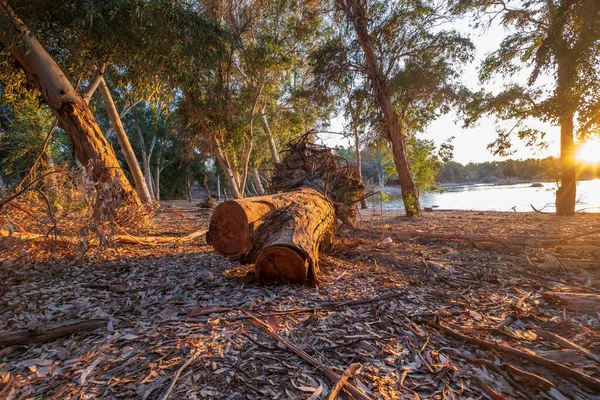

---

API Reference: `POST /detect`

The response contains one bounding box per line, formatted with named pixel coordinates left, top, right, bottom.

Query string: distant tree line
left=338, top=144, right=600, bottom=189
left=437, top=158, right=600, bottom=185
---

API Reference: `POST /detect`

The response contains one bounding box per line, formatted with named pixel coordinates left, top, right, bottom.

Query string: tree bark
left=216, top=172, right=221, bottom=201
left=99, top=79, right=153, bottom=204
left=251, top=166, right=266, bottom=195
left=260, top=105, right=280, bottom=164
left=239, top=85, right=264, bottom=197
left=555, top=57, right=577, bottom=216
left=145, top=136, right=156, bottom=199
left=0, top=3, right=136, bottom=202
left=213, top=134, right=243, bottom=199
left=556, top=115, right=576, bottom=216
left=81, top=64, right=105, bottom=104
left=239, top=134, right=253, bottom=197
left=207, top=188, right=334, bottom=286
left=341, top=0, right=421, bottom=217
left=353, top=126, right=367, bottom=209
left=154, top=147, right=162, bottom=201
left=134, top=121, right=156, bottom=201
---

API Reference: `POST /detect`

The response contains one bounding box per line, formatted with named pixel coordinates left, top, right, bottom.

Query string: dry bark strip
left=327, top=363, right=362, bottom=400
left=497, top=291, right=533, bottom=330
left=535, top=329, right=600, bottom=364
left=433, top=322, right=600, bottom=393
left=188, top=291, right=415, bottom=322
left=0, top=319, right=107, bottom=346
left=159, top=349, right=200, bottom=400
left=474, top=377, right=509, bottom=400
left=541, top=292, right=600, bottom=312
left=247, top=314, right=372, bottom=400
left=0, top=229, right=207, bottom=246
left=442, top=347, right=556, bottom=391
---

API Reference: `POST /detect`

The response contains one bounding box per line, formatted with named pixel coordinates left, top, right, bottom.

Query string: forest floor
left=1, top=203, right=600, bottom=399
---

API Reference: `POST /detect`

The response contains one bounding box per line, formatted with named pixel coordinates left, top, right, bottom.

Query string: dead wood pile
left=207, top=130, right=365, bottom=286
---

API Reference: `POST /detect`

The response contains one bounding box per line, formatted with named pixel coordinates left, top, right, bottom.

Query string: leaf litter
left=1, top=204, right=600, bottom=399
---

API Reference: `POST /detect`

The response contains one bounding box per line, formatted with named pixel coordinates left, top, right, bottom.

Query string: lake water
left=380, top=179, right=600, bottom=212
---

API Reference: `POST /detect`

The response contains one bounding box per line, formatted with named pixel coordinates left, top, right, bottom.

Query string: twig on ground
left=535, top=329, right=600, bottom=364
left=246, top=312, right=372, bottom=400
left=0, top=319, right=107, bottom=347
left=475, top=376, right=509, bottom=400
left=497, top=291, right=533, bottom=329
left=159, top=349, right=200, bottom=400
left=327, top=363, right=361, bottom=400
left=433, top=322, right=600, bottom=392
left=441, top=347, right=555, bottom=391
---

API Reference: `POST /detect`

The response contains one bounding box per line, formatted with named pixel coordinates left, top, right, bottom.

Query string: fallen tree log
left=0, top=319, right=107, bottom=347
left=207, top=188, right=334, bottom=286
left=207, top=131, right=364, bottom=286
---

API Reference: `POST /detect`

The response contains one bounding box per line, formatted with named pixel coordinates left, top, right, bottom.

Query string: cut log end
left=207, top=188, right=334, bottom=286
left=206, top=202, right=251, bottom=257
left=254, top=245, right=309, bottom=283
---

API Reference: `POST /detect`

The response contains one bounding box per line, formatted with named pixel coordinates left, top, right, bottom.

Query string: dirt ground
left=1, top=204, right=600, bottom=399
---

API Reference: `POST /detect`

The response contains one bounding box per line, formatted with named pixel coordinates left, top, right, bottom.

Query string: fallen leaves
left=1, top=207, right=599, bottom=399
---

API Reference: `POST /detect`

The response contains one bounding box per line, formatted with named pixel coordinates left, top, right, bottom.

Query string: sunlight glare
left=577, top=139, right=600, bottom=165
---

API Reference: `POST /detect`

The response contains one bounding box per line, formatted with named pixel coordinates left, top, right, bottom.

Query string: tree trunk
left=353, top=127, right=367, bottom=209
left=555, top=58, right=577, bottom=216
left=556, top=115, right=576, bottom=216
left=251, top=166, right=266, bottom=195
left=207, top=188, right=334, bottom=286
left=213, top=135, right=243, bottom=199
left=260, top=105, right=280, bottom=164
left=135, top=122, right=156, bottom=201
left=342, top=0, right=421, bottom=217
left=203, top=174, right=212, bottom=198
left=154, top=162, right=160, bottom=201
left=216, top=172, right=221, bottom=201
left=81, top=64, right=105, bottom=104
left=239, top=134, right=253, bottom=197
left=154, top=148, right=162, bottom=201
left=0, top=3, right=137, bottom=202
left=99, top=79, right=153, bottom=205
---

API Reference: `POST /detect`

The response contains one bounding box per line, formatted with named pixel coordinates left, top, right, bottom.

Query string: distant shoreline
left=375, top=178, right=600, bottom=193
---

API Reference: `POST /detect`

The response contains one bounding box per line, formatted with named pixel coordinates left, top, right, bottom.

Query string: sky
left=321, top=19, right=561, bottom=165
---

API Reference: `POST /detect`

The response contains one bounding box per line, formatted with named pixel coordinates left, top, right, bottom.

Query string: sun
left=577, top=139, right=600, bottom=165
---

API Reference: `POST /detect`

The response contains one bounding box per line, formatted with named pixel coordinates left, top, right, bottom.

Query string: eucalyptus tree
left=0, top=1, right=138, bottom=201
left=1, top=0, right=225, bottom=204
left=324, top=0, right=472, bottom=216
left=456, top=0, right=600, bottom=215
left=184, top=0, right=334, bottom=198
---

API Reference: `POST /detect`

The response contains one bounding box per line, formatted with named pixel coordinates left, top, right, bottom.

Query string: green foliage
left=338, top=135, right=448, bottom=195
left=11, top=0, right=226, bottom=102
left=435, top=157, right=562, bottom=184
left=457, top=0, right=600, bottom=149
left=407, top=137, right=444, bottom=196
left=0, top=85, right=67, bottom=184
